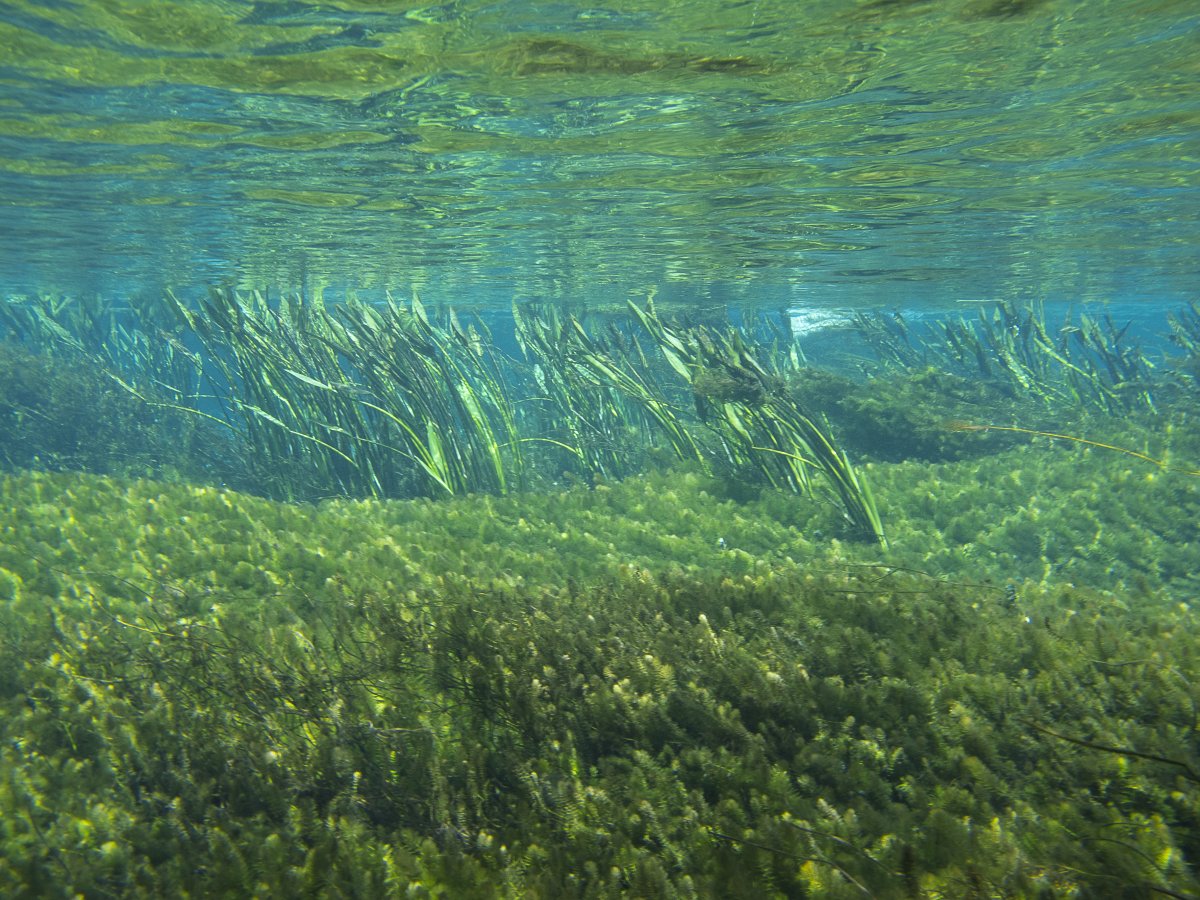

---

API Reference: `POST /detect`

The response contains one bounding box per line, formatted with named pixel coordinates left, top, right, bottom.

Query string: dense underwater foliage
left=0, top=451, right=1197, bottom=897
left=3, top=0, right=1197, bottom=893
left=0, top=295, right=1198, bottom=896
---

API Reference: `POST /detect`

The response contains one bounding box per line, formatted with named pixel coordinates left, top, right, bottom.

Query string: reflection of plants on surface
left=0, top=464, right=1195, bottom=897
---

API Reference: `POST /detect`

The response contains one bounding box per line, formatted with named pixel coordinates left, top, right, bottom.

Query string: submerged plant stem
left=946, top=421, right=1200, bottom=476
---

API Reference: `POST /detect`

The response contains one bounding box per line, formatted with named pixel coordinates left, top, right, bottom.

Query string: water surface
left=0, top=0, right=1196, bottom=310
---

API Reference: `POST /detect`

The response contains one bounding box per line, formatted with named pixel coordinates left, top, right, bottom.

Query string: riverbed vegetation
left=1, top=293, right=1197, bottom=896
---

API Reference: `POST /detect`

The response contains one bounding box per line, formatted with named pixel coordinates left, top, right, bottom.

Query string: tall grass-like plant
left=1, top=289, right=526, bottom=500
left=854, top=301, right=1156, bottom=414
left=513, top=302, right=705, bottom=480
left=2, top=289, right=875, bottom=540
left=0, top=292, right=204, bottom=413
left=513, top=302, right=630, bottom=480
left=327, top=293, right=524, bottom=497
left=177, top=288, right=374, bottom=499
left=171, top=288, right=526, bottom=501
left=629, top=298, right=885, bottom=545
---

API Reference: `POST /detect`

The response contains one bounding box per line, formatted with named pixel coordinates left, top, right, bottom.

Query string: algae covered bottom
left=2, top=293, right=1200, bottom=894
left=1, top=393, right=1198, bottom=895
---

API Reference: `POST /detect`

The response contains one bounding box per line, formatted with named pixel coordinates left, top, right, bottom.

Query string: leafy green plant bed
left=1, top=437, right=1197, bottom=896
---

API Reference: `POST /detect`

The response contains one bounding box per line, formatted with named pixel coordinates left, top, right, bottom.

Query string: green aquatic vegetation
left=629, top=298, right=884, bottom=545
left=1, top=457, right=1198, bottom=896
left=0, top=293, right=202, bottom=404
left=513, top=302, right=659, bottom=481
left=512, top=298, right=882, bottom=542
left=3, top=288, right=529, bottom=502
left=785, top=366, right=1031, bottom=463
left=0, top=341, right=224, bottom=482
left=948, top=419, right=1200, bottom=476
left=179, top=287, right=380, bottom=499
left=852, top=408, right=1200, bottom=595
left=5, top=293, right=1200, bottom=893
left=328, top=293, right=525, bottom=497
left=854, top=301, right=1157, bottom=415
left=10, top=289, right=1180, bottom=554
left=514, top=301, right=708, bottom=482
left=1168, top=300, right=1200, bottom=373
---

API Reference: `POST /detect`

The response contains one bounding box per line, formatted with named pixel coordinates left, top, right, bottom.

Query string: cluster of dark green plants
left=8, top=290, right=1200, bottom=548
left=0, top=341, right=227, bottom=481
left=511, top=301, right=698, bottom=482
left=1163, top=299, right=1200, bottom=394
left=782, top=366, right=1018, bottom=464
left=1167, top=300, right=1200, bottom=358
left=0, top=467, right=1196, bottom=897
left=853, top=301, right=1157, bottom=415
left=170, top=289, right=524, bottom=501
left=1, top=289, right=527, bottom=503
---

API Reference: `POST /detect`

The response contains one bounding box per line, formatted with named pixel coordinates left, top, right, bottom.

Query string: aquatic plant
left=854, top=301, right=1157, bottom=414
left=2, top=288, right=1192, bottom=551
left=0, top=292, right=204, bottom=412
left=511, top=301, right=694, bottom=481
left=1, top=288, right=529, bottom=501
left=794, top=365, right=1032, bottom=461
left=169, top=287, right=527, bottom=501
left=947, top=420, right=1200, bottom=476
left=512, top=297, right=883, bottom=542
left=629, top=298, right=885, bottom=545
left=0, top=459, right=1196, bottom=896
left=0, top=341, right=222, bottom=481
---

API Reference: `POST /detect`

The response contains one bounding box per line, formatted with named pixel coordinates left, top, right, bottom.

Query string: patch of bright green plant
left=1, top=418, right=1198, bottom=896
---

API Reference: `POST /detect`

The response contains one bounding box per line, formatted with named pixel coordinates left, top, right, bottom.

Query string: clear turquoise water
left=2, top=12, right=1200, bottom=890
left=0, top=0, right=1196, bottom=311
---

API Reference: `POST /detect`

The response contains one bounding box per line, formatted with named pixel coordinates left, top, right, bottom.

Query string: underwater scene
left=2, top=1, right=1199, bottom=898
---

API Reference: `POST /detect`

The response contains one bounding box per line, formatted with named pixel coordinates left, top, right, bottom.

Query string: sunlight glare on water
left=0, top=0, right=1196, bottom=311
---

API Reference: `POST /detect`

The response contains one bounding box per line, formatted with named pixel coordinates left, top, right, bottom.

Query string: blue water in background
left=0, top=0, right=1196, bottom=316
